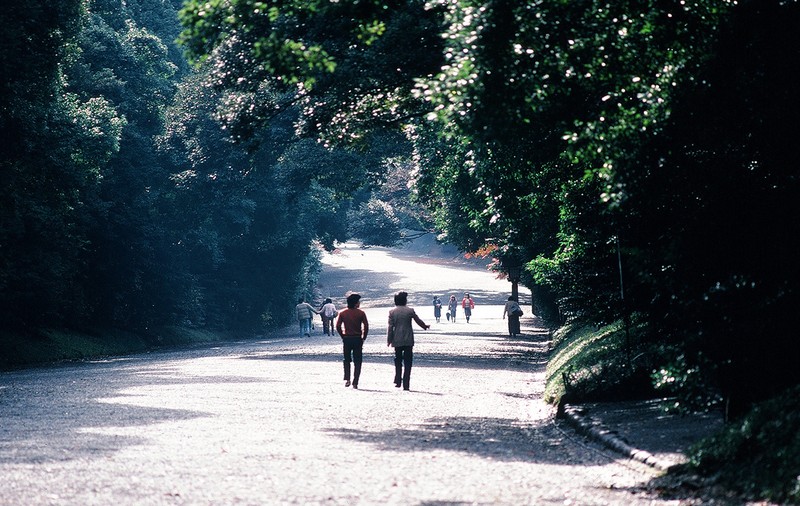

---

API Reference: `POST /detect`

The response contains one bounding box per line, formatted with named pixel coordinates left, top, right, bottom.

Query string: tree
left=0, top=0, right=125, bottom=329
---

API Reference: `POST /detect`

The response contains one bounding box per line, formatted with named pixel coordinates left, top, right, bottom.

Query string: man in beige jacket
left=387, top=291, right=430, bottom=391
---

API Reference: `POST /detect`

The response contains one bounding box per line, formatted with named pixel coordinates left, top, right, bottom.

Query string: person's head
left=346, top=293, right=361, bottom=309
left=298, top=297, right=304, bottom=304
left=450, top=295, right=456, bottom=300
left=508, top=295, right=518, bottom=302
left=394, top=291, right=408, bottom=306
left=465, top=293, right=470, bottom=299
left=324, top=298, right=332, bottom=304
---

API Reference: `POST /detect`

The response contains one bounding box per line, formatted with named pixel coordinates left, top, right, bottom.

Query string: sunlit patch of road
left=318, top=241, right=526, bottom=308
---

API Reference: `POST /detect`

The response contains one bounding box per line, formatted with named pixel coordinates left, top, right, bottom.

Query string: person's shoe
left=345, top=380, right=351, bottom=387
left=352, top=384, right=358, bottom=389
left=394, top=382, right=401, bottom=388
left=403, top=387, right=410, bottom=391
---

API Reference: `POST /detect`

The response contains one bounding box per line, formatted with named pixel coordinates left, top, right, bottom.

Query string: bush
left=688, top=385, right=800, bottom=504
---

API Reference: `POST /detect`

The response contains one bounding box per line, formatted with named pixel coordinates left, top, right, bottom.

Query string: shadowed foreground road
left=0, top=243, right=692, bottom=505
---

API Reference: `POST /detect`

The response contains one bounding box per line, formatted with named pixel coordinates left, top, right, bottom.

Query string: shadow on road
left=323, top=416, right=565, bottom=464
left=239, top=331, right=551, bottom=374
left=0, top=364, right=259, bottom=464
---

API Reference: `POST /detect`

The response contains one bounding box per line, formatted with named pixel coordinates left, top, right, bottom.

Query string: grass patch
left=544, top=320, right=655, bottom=406
left=686, top=385, right=800, bottom=504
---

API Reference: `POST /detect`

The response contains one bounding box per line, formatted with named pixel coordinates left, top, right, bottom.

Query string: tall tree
left=1, top=1, right=127, bottom=329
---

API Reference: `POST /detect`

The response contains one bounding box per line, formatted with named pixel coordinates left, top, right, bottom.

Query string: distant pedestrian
left=295, top=298, right=319, bottom=337
left=502, top=296, right=523, bottom=337
left=319, top=298, right=338, bottom=336
left=461, top=293, right=475, bottom=323
left=336, top=293, right=369, bottom=388
left=387, top=291, right=430, bottom=391
left=447, top=295, right=458, bottom=323
left=433, top=296, right=442, bottom=323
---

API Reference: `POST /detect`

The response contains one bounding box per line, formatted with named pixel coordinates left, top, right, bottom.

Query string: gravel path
left=0, top=243, right=696, bottom=505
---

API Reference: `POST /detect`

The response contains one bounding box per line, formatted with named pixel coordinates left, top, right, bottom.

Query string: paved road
left=0, top=243, right=689, bottom=505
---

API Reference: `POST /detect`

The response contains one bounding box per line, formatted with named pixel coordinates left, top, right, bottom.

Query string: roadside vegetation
left=687, top=385, right=800, bottom=504
left=545, top=322, right=800, bottom=502
left=3, top=1, right=799, bottom=502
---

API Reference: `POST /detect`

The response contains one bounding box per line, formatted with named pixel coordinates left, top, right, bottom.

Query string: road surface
left=0, top=242, right=691, bottom=505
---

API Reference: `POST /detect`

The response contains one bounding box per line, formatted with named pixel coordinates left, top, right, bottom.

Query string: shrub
left=688, top=385, right=800, bottom=504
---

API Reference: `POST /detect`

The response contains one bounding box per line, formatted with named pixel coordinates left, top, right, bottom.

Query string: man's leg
left=402, top=347, right=413, bottom=390
left=352, top=342, right=363, bottom=388
left=394, top=348, right=403, bottom=386
left=342, top=341, right=352, bottom=386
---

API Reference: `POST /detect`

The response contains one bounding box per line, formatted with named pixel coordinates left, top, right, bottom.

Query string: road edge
left=560, top=404, right=683, bottom=473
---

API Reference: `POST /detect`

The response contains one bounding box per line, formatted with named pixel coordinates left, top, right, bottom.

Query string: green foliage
left=3, top=0, right=354, bottom=338
left=688, top=385, right=800, bottom=503
left=177, top=0, right=445, bottom=142
left=0, top=0, right=117, bottom=329
left=651, top=350, right=722, bottom=414
left=347, top=197, right=402, bottom=248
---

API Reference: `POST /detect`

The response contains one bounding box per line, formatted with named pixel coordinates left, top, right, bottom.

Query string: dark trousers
left=342, top=337, right=363, bottom=385
left=322, top=316, right=334, bottom=335
left=394, top=346, right=413, bottom=389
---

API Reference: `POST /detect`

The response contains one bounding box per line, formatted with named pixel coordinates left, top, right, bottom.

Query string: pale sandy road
left=0, top=243, right=692, bottom=505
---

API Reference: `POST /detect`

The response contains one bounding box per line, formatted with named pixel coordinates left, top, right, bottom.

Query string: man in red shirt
left=335, top=293, right=369, bottom=388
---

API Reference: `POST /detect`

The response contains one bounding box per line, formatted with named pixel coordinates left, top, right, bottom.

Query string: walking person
left=447, top=295, right=458, bottom=323
left=387, top=291, right=430, bottom=391
left=319, top=298, right=338, bottom=336
left=502, top=296, right=523, bottom=337
left=461, top=293, right=475, bottom=323
left=335, top=293, right=369, bottom=388
left=433, top=296, right=442, bottom=323
left=295, top=298, right=319, bottom=337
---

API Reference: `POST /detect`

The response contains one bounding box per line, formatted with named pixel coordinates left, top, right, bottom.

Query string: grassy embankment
left=544, top=321, right=800, bottom=504
left=543, top=320, right=655, bottom=408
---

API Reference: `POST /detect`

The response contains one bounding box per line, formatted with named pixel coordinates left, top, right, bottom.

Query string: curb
left=560, top=404, right=681, bottom=473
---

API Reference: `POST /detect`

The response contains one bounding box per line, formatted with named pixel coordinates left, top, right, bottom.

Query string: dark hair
left=346, top=293, right=361, bottom=309
left=394, top=291, right=408, bottom=306
left=507, top=295, right=518, bottom=301
left=298, top=297, right=304, bottom=304
left=324, top=298, right=332, bottom=304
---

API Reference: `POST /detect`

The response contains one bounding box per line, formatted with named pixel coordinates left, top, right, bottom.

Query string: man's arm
left=412, top=311, right=430, bottom=330
left=336, top=314, right=344, bottom=337
left=361, top=313, right=369, bottom=340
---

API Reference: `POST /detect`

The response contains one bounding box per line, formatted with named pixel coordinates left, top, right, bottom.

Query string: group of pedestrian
left=293, top=297, right=340, bottom=337
left=295, top=289, right=525, bottom=390
left=295, top=291, right=429, bottom=391
left=432, top=293, right=475, bottom=323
